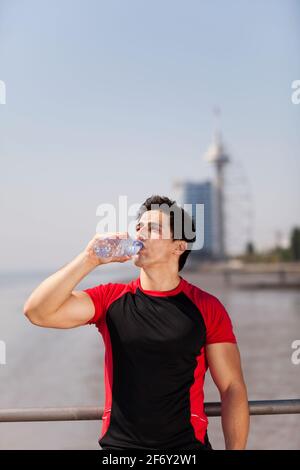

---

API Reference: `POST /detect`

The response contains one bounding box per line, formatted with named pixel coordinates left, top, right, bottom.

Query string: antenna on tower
left=213, top=106, right=222, bottom=145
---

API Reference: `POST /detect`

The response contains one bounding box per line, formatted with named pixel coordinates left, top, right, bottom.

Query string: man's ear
left=173, top=240, right=187, bottom=255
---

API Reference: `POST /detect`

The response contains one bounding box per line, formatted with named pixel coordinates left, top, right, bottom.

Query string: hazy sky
left=0, top=0, right=299, bottom=270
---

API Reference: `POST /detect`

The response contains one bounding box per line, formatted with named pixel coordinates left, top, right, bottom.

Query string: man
left=24, top=195, right=249, bottom=450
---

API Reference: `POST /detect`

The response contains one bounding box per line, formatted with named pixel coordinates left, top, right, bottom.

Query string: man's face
left=133, top=210, right=182, bottom=269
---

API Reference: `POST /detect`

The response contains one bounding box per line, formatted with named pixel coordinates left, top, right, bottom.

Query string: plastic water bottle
left=93, top=237, right=144, bottom=258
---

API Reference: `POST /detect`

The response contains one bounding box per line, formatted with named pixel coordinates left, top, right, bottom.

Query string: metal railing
left=0, top=400, right=300, bottom=422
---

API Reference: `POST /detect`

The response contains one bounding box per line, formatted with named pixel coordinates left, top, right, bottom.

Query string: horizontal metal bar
left=205, top=399, right=300, bottom=416
left=0, top=400, right=300, bottom=423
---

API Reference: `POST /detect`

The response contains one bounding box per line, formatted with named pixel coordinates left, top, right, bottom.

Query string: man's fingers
left=113, top=256, right=131, bottom=263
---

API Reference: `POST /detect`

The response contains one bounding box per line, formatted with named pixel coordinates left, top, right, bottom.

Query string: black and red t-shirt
left=84, top=276, right=237, bottom=450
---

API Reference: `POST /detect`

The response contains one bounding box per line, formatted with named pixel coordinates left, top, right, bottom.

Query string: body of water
left=0, top=265, right=299, bottom=449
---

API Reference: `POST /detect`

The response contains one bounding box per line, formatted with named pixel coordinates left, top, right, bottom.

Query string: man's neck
left=139, top=268, right=181, bottom=292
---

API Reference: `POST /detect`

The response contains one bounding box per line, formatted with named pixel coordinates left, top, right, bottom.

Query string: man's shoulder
left=91, top=278, right=138, bottom=296
left=182, top=278, right=236, bottom=342
left=181, top=277, right=221, bottom=306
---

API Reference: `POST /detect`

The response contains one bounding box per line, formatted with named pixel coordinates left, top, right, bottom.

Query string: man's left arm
left=206, top=342, right=250, bottom=450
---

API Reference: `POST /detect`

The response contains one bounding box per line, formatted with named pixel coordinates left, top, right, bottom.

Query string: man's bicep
left=206, top=343, right=245, bottom=394
left=46, top=291, right=96, bottom=329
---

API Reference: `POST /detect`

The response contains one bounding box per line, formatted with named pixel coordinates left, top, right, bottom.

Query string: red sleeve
left=204, top=295, right=237, bottom=345
left=83, top=283, right=113, bottom=325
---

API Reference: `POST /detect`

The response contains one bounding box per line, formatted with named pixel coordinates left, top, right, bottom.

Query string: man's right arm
left=23, top=233, right=131, bottom=329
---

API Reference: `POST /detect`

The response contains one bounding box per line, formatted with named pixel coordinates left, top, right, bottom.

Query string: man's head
left=133, top=195, right=196, bottom=272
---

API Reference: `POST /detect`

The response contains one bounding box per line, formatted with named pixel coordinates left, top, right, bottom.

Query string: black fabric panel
left=100, top=289, right=207, bottom=450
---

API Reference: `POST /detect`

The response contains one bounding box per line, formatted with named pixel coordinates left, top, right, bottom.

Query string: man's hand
left=84, top=232, right=132, bottom=266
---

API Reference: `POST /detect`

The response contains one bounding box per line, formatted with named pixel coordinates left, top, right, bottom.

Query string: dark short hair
left=136, top=194, right=196, bottom=272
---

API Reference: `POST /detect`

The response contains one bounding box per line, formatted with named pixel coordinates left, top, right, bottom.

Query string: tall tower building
left=203, top=111, right=230, bottom=259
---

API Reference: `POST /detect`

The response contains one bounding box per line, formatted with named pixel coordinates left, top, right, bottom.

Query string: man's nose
left=137, top=233, right=146, bottom=242
left=136, top=228, right=148, bottom=242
